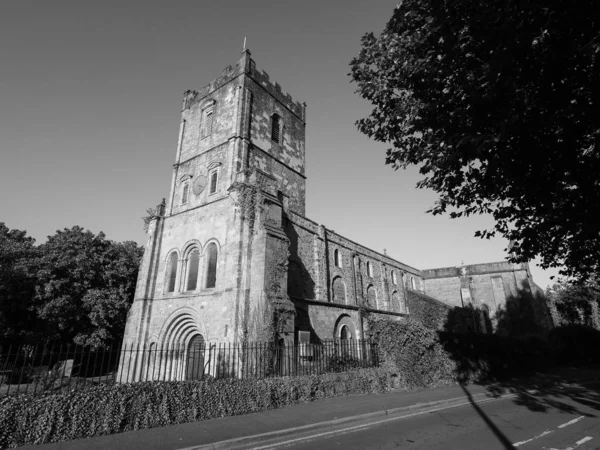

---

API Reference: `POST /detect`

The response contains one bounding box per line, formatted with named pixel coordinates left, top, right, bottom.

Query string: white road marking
left=513, top=430, right=553, bottom=446
left=544, top=436, right=593, bottom=450
left=575, top=436, right=593, bottom=446
left=250, top=395, right=518, bottom=450
left=558, top=416, right=585, bottom=429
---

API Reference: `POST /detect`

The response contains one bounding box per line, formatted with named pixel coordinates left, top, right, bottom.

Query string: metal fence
left=0, top=340, right=379, bottom=397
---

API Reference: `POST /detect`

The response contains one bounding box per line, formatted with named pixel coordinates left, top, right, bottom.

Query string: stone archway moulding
left=157, top=306, right=207, bottom=349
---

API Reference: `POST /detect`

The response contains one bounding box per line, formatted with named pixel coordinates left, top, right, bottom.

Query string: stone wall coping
left=422, top=261, right=530, bottom=279
left=291, top=297, right=407, bottom=318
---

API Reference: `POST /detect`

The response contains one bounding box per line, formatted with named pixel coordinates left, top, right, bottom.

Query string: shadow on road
left=481, top=367, right=600, bottom=417
left=460, top=383, right=516, bottom=449
left=458, top=368, right=600, bottom=449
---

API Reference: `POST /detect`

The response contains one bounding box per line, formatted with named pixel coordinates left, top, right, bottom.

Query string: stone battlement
left=246, top=59, right=306, bottom=121
left=182, top=58, right=245, bottom=110
left=182, top=50, right=306, bottom=121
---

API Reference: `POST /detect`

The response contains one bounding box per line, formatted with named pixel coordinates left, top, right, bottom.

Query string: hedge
left=0, top=368, right=398, bottom=449
left=4, top=321, right=599, bottom=448
left=369, top=317, right=555, bottom=387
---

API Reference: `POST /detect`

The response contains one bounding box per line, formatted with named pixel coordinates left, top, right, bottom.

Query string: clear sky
left=0, top=0, right=560, bottom=289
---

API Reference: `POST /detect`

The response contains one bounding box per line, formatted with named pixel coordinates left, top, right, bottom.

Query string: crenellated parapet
left=246, top=62, right=306, bottom=121
left=181, top=49, right=306, bottom=122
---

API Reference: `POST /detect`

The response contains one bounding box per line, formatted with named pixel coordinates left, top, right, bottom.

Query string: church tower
left=120, top=49, right=307, bottom=380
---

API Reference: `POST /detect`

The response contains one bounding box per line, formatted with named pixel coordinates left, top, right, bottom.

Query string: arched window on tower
left=205, top=242, right=218, bottom=288
left=334, top=249, right=341, bottom=268
left=391, top=270, right=397, bottom=285
left=200, top=103, right=215, bottom=138
left=165, top=252, right=178, bottom=293
left=186, top=249, right=200, bottom=291
left=181, top=181, right=190, bottom=205
left=367, top=261, right=373, bottom=277
left=209, top=168, right=218, bottom=195
left=271, top=114, right=281, bottom=143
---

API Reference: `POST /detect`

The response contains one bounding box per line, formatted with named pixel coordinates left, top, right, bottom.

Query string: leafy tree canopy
left=350, top=0, right=600, bottom=281
left=546, top=276, right=600, bottom=327
left=35, top=226, right=143, bottom=347
left=0, top=223, right=41, bottom=344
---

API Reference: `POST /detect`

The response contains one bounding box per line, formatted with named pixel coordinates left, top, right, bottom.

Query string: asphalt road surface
left=276, top=383, right=600, bottom=450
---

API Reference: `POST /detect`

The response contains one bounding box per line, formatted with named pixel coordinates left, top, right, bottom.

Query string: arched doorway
left=339, top=325, right=352, bottom=354
left=340, top=325, right=352, bottom=340
left=186, top=334, right=205, bottom=380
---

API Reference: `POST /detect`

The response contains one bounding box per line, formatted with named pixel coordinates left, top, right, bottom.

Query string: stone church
left=120, top=49, right=549, bottom=380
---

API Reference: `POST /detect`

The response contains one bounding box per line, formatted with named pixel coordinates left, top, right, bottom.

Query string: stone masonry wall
left=422, top=262, right=552, bottom=332
left=245, top=70, right=306, bottom=215
left=286, top=211, right=421, bottom=312
left=422, top=262, right=530, bottom=315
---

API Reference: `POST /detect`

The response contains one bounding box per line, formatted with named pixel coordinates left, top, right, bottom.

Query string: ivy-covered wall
left=405, top=289, right=451, bottom=330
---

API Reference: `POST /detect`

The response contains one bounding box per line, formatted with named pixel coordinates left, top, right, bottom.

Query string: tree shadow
left=460, top=383, right=516, bottom=450
left=494, top=286, right=552, bottom=336
left=439, top=295, right=600, bottom=417
left=482, top=370, right=600, bottom=417
left=292, top=304, right=322, bottom=344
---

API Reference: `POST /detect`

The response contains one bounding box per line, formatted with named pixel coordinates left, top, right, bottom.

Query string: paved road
left=276, top=383, right=600, bottom=450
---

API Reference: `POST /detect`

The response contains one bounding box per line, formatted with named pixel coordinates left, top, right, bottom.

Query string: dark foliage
left=350, top=0, right=600, bottom=281
left=405, top=289, right=450, bottom=330
left=0, top=368, right=395, bottom=448
left=369, top=317, right=554, bottom=387
left=549, top=324, right=600, bottom=365
left=546, top=277, right=600, bottom=328
left=0, top=224, right=43, bottom=345
left=0, top=223, right=143, bottom=348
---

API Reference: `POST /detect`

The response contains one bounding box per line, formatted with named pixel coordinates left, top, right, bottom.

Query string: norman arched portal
left=186, top=334, right=205, bottom=380
left=156, top=308, right=207, bottom=381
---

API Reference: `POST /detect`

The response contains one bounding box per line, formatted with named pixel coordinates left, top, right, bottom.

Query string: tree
left=350, top=0, right=600, bottom=281
left=0, top=223, right=41, bottom=344
left=35, top=227, right=143, bottom=347
left=546, top=276, right=600, bottom=327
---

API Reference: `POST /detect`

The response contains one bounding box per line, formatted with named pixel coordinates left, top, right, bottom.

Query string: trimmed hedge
left=369, top=317, right=554, bottom=387
left=5, top=321, right=598, bottom=449
left=0, top=368, right=397, bottom=449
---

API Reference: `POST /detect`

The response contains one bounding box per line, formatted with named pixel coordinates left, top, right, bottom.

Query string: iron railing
left=0, top=340, right=379, bottom=397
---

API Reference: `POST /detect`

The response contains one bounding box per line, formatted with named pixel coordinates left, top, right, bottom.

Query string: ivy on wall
left=229, top=172, right=296, bottom=346
left=405, top=289, right=451, bottom=330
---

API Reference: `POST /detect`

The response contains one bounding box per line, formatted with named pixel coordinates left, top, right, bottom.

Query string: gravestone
left=53, top=359, right=74, bottom=377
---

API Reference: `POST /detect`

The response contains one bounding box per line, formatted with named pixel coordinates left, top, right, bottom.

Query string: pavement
left=17, top=366, right=600, bottom=450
